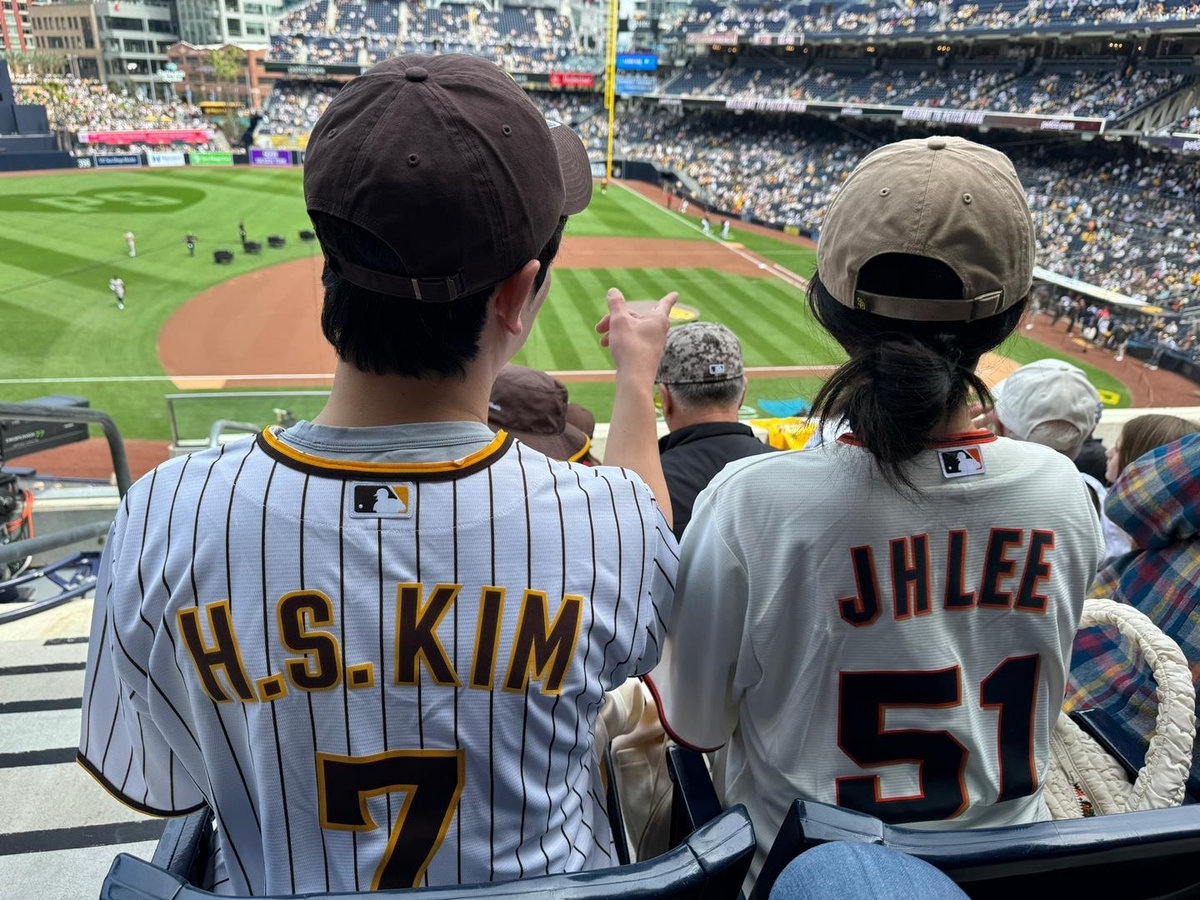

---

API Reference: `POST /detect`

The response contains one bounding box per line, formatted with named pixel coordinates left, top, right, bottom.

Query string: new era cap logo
left=939, top=447, right=985, bottom=479
left=350, top=483, right=414, bottom=518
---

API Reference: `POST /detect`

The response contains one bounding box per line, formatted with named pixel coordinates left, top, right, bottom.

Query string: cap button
left=405, top=66, right=428, bottom=82
left=927, top=137, right=948, bottom=150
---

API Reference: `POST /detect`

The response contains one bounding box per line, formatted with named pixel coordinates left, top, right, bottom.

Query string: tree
left=210, top=45, right=245, bottom=100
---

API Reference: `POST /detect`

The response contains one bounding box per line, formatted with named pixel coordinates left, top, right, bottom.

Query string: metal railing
left=0, top=402, right=131, bottom=568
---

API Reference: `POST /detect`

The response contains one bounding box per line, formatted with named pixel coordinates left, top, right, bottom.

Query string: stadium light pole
left=604, top=0, right=618, bottom=181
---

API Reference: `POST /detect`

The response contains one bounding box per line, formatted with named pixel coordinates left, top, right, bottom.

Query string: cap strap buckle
left=329, top=254, right=466, bottom=302
left=852, top=288, right=1008, bottom=323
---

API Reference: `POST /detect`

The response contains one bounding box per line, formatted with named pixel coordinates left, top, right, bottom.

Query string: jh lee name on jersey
left=837, top=527, right=1057, bottom=626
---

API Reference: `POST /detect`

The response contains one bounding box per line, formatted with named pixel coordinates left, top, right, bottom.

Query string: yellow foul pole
left=604, top=0, right=619, bottom=180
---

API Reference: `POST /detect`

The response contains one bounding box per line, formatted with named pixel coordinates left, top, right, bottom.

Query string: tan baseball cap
left=818, top=136, right=1035, bottom=322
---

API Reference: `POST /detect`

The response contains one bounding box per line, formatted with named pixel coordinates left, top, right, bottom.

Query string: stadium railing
left=666, top=745, right=1200, bottom=899
left=99, top=802, right=756, bottom=899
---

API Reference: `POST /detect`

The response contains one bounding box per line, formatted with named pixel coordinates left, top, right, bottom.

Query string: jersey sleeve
left=626, top=502, right=678, bottom=679
left=646, top=489, right=751, bottom=752
left=78, top=496, right=205, bottom=817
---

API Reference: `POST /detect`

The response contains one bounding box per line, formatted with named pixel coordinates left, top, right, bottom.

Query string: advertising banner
left=723, top=96, right=1104, bottom=133
left=250, top=148, right=294, bottom=167
left=548, top=71, right=596, bottom=89
left=688, top=31, right=738, bottom=45
left=190, top=151, right=234, bottom=166
left=78, top=129, right=214, bottom=145
left=93, top=153, right=142, bottom=168
left=1143, top=134, right=1200, bottom=152
left=616, top=75, right=657, bottom=97
left=615, top=53, right=658, bottom=72
left=146, top=150, right=187, bottom=167
left=263, top=62, right=365, bottom=77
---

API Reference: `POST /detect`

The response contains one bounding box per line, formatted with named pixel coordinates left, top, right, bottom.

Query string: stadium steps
left=0, top=596, right=163, bottom=900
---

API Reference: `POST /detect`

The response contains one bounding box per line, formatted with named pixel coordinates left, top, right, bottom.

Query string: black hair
left=664, top=378, right=743, bottom=410
left=809, top=254, right=1026, bottom=491
left=315, top=215, right=567, bottom=378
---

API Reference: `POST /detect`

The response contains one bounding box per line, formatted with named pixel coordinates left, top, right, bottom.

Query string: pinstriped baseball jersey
left=79, top=425, right=677, bottom=896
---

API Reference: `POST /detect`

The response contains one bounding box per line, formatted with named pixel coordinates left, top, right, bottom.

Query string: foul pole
left=604, top=0, right=619, bottom=180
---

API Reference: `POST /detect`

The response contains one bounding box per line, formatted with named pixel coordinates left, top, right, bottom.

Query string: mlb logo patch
left=938, top=446, right=986, bottom=479
left=350, top=483, right=414, bottom=518
left=710, top=363, right=726, bottom=376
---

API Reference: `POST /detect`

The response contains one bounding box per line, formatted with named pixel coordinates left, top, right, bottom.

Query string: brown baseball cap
left=488, top=366, right=592, bottom=462
left=818, top=136, right=1035, bottom=322
left=303, top=54, right=593, bottom=303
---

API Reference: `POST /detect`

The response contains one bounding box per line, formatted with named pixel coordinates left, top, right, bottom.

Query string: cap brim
left=506, top=423, right=591, bottom=463
left=549, top=122, right=593, bottom=216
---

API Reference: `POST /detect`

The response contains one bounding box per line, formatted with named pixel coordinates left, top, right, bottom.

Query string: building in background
left=93, top=0, right=180, bottom=93
left=175, top=0, right=281, bottom=48
left=1, top=0, right=32, bottom=53
left=166, top=41, right=275, bottom=106
left=28, top=1, right=104, bottom=79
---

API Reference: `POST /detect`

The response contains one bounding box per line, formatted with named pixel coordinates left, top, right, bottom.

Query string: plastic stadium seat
left=665, top=746, right=1200, bottom=900
left=99, top=804, right=755, bottom=900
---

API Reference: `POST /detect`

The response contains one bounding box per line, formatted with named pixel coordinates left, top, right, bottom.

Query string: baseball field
left=0, top=166, right=1137, bottom=445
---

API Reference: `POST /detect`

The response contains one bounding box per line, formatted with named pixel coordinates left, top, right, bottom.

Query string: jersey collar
left=837, top=430, right=997, bottom=449
left=256, top=427, right=514, bottom=481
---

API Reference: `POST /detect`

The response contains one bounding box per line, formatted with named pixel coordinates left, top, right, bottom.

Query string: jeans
left=769, top=842, right=968, bottom=900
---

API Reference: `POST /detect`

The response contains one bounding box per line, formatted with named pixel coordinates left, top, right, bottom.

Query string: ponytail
left=808, top=270, right=1025, bottom=491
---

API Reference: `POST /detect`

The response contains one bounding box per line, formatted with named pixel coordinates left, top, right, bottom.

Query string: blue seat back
left=102, top=804, right=755, bottom=900
left=755, top=800, right=1200, bottom=900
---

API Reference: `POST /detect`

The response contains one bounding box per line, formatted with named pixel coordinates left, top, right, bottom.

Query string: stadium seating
left=666, top=746, right=1200, bottom=899
left=98, top=803, right=756, bottom=899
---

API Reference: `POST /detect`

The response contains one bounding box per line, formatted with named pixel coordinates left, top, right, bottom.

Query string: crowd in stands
left=666, top=60, right=1189, bottom=123
left=259, top=82, right=336, bottom=142
left=600, top=108, right=1200, bottom=306
left=662, top=0, right=1200, bottom=39
left=270, top=0, right=598, bottom=72
left=13, top=75, right=202, bottom=133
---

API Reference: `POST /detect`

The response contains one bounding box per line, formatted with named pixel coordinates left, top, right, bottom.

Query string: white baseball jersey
left=79, top=426, right=676, bottom=895
left=650, top=431, right=1102, bottom=881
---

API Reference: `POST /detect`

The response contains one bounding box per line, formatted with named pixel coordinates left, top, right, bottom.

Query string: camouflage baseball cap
left=656, top=323, right=745, bottom=385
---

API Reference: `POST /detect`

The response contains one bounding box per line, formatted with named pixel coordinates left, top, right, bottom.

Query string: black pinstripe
left=486, top=466, right=496, bottom=881
left=515, top=445, right=536, bottom=877
left=134, top=468, right=159, bottom=638
left=299, top=475, right=332, bottom=892
left=160, top=454, right=193, bottom=809
left=260, top=462, right=296, bottom=892
left=565, top=468, right=602, bottom=859
left=377, top=520, right=393, bottom=846
left=452, top=479, right=462, bottom=884
left=617, top=480, right=648, bottom=671
left=337, top=480, right=361, bottom=891
left=543, top=459, right=573, bottom=868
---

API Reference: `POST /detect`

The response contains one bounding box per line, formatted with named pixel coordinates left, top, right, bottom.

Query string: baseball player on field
left=108, top=276, right=125, bottom=310
left=79, top=54, right=678, bottom=896
left=649, top=137, right=1103, bottom=883
left=124, top=230, right=136, bottom=258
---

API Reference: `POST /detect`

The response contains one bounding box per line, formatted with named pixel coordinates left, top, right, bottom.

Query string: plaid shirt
left=1066, top=433, right=1200, bottom=767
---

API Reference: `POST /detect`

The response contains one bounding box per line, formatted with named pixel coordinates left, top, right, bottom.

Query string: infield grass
left=0, top=169, right=1129, bottom=443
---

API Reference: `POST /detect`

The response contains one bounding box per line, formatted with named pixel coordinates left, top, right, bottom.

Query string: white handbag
left=1045, top=598, right=1196, bottom=818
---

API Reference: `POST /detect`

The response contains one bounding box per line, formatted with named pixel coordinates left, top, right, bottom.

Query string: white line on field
left=614, top=182, right=811, bottom=292
left=0, top=373, right=336, bottom=385
left=0, top=366, right=837, bottom=386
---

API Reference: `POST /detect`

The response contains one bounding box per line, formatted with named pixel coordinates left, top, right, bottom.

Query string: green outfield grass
left=0, top=169, right=1129, bottom=443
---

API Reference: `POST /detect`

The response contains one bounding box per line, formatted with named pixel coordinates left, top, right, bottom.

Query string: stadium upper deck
left=269, top=0, right=598, bottom=72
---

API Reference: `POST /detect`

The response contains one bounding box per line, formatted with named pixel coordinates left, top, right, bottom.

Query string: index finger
left=606, top=287, right=627, bottom=318
left=655, top=292, right=680, bottom=317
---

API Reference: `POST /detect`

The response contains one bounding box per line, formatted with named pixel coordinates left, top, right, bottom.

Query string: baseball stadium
left=2, top=0, right=1200, bottom=896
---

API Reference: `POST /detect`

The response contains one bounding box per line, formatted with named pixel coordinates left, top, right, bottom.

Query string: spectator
left=1074, top=431, right=1110, bottom=486
left=1067, top=433, right=1200, bottom=774
left=78, top=54, right=675, bottom=895
left=655, top=323, right=775, bottom=539
left=486, top=365, right=595, bottom=463
left=650, top=137, right=1103, bottom=884
left=1105, top=414, right=1200, bottom=486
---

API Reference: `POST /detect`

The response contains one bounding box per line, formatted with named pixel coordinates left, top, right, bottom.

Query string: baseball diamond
left=3, top=36, right=1200, bottom=900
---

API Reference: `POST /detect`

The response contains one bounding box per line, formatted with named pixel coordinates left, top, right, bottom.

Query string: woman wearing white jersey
left=649, top=136, right=1103, bottom=884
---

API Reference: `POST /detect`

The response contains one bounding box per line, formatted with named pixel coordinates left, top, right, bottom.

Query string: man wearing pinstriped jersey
left=79, top=54, right=679, bottom=896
